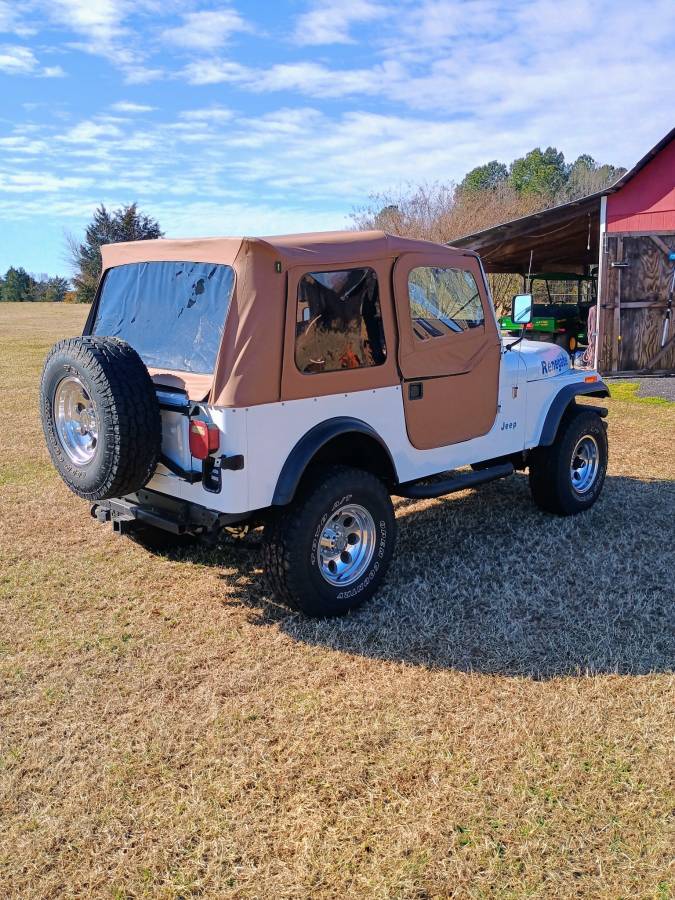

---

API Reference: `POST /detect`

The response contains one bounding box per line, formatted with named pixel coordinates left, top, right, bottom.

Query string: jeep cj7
left=40, top=231, right=609, bottom=616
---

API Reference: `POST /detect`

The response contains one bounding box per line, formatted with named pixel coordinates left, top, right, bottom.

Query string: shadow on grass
left=162, top=473, right=675, bottom=678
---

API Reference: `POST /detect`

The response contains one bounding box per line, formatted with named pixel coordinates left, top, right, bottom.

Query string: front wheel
left=262, top=466, right=396, bottom=617
left=528, top=408, right=608, bottom=515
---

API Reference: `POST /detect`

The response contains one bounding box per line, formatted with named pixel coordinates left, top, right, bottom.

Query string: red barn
left=455, top=127, right=675, bottom=374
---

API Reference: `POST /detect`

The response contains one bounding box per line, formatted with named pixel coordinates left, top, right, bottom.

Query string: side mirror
left=512, top=293, right=533, bottom=325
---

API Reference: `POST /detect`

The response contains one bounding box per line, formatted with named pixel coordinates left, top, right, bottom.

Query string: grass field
left=1, top=303, right=673, bottom=899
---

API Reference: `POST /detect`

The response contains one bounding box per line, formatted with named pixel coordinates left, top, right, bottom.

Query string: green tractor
left=499, top=272, right=596, bottom=354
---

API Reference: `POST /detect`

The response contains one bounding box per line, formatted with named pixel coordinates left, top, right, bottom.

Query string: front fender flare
left=539, top=381, right=610, bottom=447
left=272, top=417, right=397, bottom=506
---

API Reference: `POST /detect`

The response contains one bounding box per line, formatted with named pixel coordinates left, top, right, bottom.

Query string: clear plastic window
left=408, top=267, right=484, bottom=340
left=93, top=261, right=234, bottom=374
left=295, top=268, right=387, bottom=374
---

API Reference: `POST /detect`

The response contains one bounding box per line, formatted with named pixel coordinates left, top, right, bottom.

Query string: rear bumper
left=91, top=487, right=248, bottom=536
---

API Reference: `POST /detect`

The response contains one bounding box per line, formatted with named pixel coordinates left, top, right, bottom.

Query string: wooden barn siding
left=598, top=138, right=675, bottom=371
left=607, top=138, right=675, bottom=233
left=598, top=232, right=675, bottom=373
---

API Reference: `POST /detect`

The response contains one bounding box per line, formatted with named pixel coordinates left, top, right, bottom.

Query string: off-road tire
left=528, top=408, right=607, bottom=515
left=262, top=465, right=396, bottom=617
left=40, top=336, right=161, bottom=501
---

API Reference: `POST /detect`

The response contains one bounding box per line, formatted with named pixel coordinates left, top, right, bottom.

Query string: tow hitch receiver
left=90, top=488, right=246, bottom=537
left=91, top=498, right=147, bottom=535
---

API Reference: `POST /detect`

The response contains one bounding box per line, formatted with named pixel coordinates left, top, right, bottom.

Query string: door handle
left=408, top=382, right=423, bottom=400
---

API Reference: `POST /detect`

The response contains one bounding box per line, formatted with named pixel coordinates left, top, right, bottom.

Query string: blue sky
left=1, top=0, right=673, bottom=277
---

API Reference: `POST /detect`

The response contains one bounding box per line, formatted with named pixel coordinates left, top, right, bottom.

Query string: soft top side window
left=295, top=267, right=387, bottom=374
left=408, top=266, right=484, bottom=341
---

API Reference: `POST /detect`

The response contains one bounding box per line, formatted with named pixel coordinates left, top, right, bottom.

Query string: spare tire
left=40, top=336, right=161, bottom=501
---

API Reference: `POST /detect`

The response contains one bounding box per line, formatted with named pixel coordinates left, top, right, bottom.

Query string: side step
left=394, top=462, right=514, bottom=500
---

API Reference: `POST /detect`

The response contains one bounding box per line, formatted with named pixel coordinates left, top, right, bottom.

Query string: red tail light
left=189, top=420, right=220, bottom=459
left=207, top=424, right=220, bottom=453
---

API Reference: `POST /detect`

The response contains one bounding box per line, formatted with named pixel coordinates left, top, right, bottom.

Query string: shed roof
left=453, top=127, right=675, bottom=273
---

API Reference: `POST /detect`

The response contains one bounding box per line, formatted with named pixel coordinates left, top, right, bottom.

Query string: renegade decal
left=540, top=355, right=569, bottom=376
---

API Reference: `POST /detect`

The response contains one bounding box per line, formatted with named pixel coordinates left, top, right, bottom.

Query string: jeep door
left=392, top=251, right=501, bottom=450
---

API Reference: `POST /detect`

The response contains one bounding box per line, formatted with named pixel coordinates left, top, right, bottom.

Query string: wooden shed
left=454, top=127, right=675, bottom=374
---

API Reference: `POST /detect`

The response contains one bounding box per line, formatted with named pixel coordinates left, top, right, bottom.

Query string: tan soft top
left=101, top=230, right=456, bottom=269
left=99, top=230, right=471, bottom=406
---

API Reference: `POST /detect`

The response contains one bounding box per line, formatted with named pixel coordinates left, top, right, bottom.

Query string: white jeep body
left=150, top=338, right=600, bottom=517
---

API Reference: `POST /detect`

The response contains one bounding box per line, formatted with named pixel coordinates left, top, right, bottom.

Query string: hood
left=505, top=338, right=572, bottom=382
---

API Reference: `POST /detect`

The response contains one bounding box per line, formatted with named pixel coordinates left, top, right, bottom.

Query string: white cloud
left=60, top=121, right=124, bottom=143
left=0, top=1, right=36, bottom=37
left=179, top=106, right=233, bottom=122
left=181, top=58, right=248, bottom=85
left=0, top=135, right=49, bottom=155
left=0, top=44, right=38, bottom=74
left=123, top=65, right=164, bottom=84
left=0, top=44, right=66, bottom=77
left=293, top=0, right=386, bottom=45
left=182, top=58, right=389, bottom=97
left=253, top=61, right=386, bottom=96
left=40, top=0, right=162, bottom=77
left=47, top=0, right=132, bottom=57
left=0, top=171, right=92, bottom=192
left=161, top=9, right=251, bottom=51
left=110, top=101, right=155, bottom=113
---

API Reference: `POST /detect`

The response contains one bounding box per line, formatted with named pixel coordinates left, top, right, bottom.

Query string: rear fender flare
left=538, top=381, right=610, bottom=447
left=272, top=417, right=397, bottom=506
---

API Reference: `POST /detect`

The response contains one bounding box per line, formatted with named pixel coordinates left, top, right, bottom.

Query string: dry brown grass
left=1, top=303, right=673, bottom=899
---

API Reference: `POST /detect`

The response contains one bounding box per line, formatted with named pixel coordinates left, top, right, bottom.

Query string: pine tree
left=69, top=203, right=163, bottom=303
left=1, top=267, right=33, bottom=302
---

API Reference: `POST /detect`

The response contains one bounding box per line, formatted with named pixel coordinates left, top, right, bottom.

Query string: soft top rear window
left=93, top=261, right=235, bottom=374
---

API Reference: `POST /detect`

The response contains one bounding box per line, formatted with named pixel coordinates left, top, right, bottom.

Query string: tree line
left=350, top=146, right=625, bottom=312
left=0, top=268, right=71, bottom=303
left=351, top=146, right=625, bottom=242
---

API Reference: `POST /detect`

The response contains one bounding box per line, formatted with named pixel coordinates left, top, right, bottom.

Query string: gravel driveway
left=607, top=376, right=675, bottom=401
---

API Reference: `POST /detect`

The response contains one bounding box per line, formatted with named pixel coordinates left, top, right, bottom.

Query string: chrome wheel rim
left=318, top=503, right=377, bottom=587
left=570, top=434, right=599, bottom=494
left=54, top=375, right=99, bottom=466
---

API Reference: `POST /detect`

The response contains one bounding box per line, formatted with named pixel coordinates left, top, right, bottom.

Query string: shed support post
left=612, top=235, right=623, bottom=371
left=594, top=195, right=607, bottom=372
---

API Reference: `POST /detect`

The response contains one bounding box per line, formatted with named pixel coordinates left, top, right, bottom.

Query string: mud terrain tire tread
left=40, top=336, right=161, bottom=501
left=262, top=465, right=396, bottom=617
